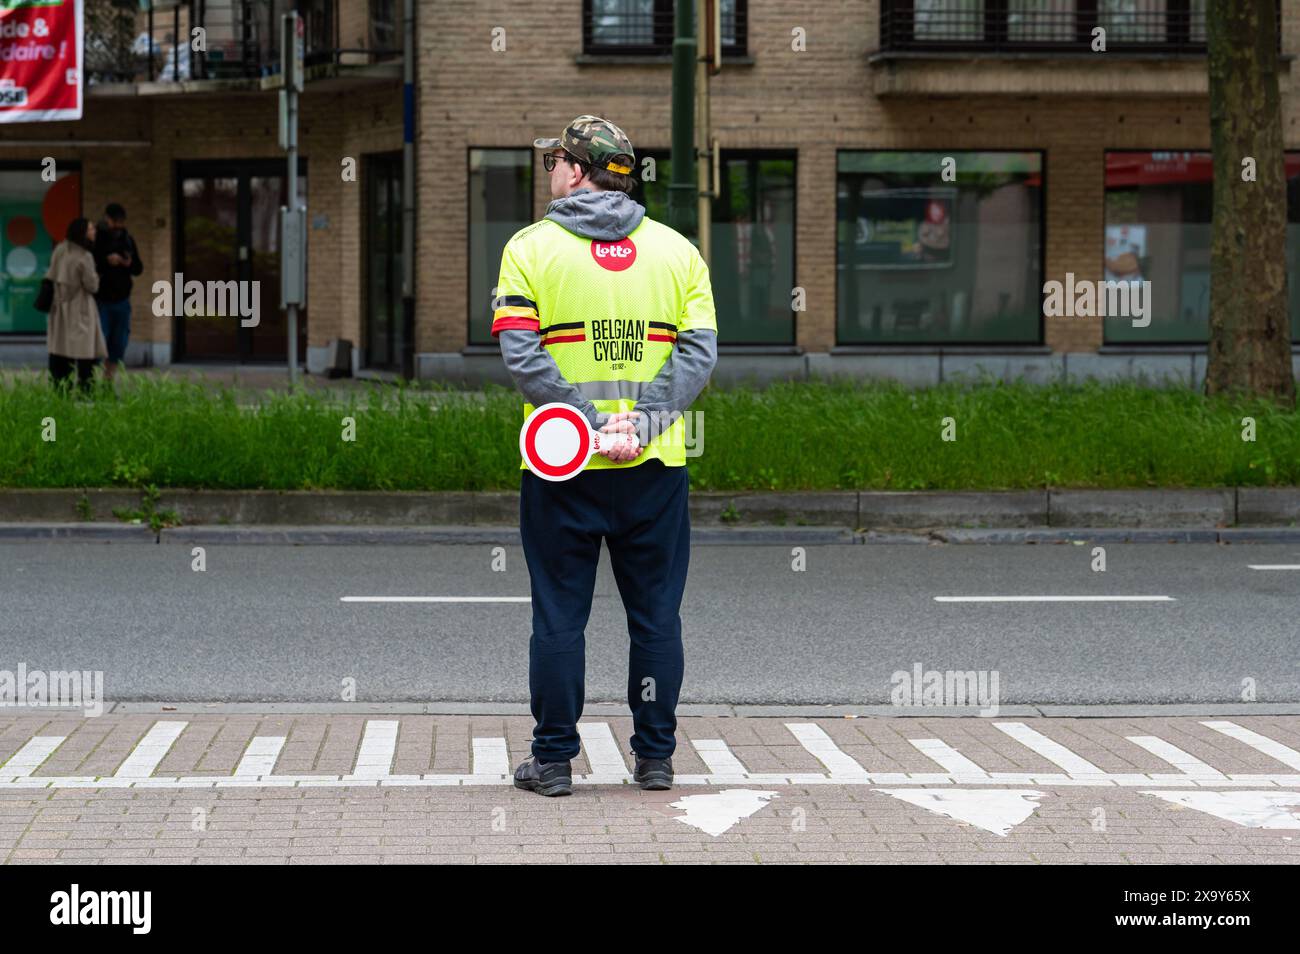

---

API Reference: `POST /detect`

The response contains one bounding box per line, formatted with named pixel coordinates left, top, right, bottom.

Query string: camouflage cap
left=534, top=115, right=635, bottom=175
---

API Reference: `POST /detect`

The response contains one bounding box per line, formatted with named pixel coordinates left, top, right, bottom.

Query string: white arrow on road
left=877, top=789, right=1046, bottom=837
left=669, top=790, right=779, bottom=836
left=1142, top=791, right=1300, bottom=829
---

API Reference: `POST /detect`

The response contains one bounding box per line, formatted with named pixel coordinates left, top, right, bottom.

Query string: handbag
left=34, top=277, right=54, bottom=313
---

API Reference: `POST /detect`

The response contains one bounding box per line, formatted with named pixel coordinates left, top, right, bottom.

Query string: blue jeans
left=97, top=298, right=131, bottom=363
left=520, top=458, right=691, bottom=763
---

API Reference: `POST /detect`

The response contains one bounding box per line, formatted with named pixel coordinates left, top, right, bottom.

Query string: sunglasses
left=543, top=152, right=585, bottom=173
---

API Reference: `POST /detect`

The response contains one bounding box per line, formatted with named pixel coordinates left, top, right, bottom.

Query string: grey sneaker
left=513, top=755, right=573, bottom=797
left=633, top=755, right=674, bottom=791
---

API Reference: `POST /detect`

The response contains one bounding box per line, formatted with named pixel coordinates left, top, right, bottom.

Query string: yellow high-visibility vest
left=492, top=215, right=716, bottom=470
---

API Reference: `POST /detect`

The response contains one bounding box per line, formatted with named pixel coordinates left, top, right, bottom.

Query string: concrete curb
left=19, top=701, right=1300, bottom=717
left=4, top=486, right=1299, bottom=530
left=6, top=522, right=1300, bottom=545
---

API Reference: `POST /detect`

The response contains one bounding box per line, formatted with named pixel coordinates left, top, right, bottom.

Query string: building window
left=881, top=0, right=1252, bottom=53
left=638, top=150, right=796, bottom=345
left=364, top=153, right=403, bottom=370
left=469, top=149, right=533, bottom=346
left=0, top=163, right=81, bottom=335
left=584, top=0, right=746, bottom=56
left=1103, top=150, right=1300, bottom=345
left=836, top=151, right=1043, bottom=345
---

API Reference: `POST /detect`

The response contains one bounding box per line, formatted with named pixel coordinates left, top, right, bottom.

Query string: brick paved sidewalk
left=2, top=713, right=1299, bottom=864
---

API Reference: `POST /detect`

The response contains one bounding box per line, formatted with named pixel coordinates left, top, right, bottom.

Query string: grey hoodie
left=498, top=188, right=718, bottom=437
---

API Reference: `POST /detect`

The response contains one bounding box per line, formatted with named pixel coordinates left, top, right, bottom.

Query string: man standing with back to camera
left=491, top=116, right=718, bottom=797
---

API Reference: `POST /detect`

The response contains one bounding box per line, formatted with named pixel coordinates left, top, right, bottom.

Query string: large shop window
left=639, top=151, right=796, bottom=345
left=1104, top=150, right=1300, bottom=345
left=836, top=151, right=1043, bottom=345
left=0, top=163, right=81, bottom=335
left=469, top=148, right=532, bottom=346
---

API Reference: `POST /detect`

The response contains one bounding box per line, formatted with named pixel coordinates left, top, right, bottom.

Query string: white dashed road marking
left=934, top=595, right=1175, bottom=602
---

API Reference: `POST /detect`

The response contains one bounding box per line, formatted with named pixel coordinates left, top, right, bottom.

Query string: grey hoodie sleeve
left=631, top=328, right=718, bottom=423
left=498, top=329, right=603, bottom=428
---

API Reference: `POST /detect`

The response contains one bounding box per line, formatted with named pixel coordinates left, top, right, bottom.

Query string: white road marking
left=1143, top=791, right=1300, bottom=829
left=472, top=737, right=510, bottom=777
left=1, top=736, right=65, bottom=777
left=1202, top=721, right=1300, bottom=772
left=785, top=723, right=870, bottom=778
left=910, top=738, right=990, bottom=779
left=934, top=595, right=1174, bottom=602
left=340, top=596, right=530, bottom=603
left=877, top=789, right=1045, bottom=837
left=1247, top=565, right=1300, bottom=570
left=235, top=736, right=285, bottom=777
left=1126, top=736, right=1226, bottom=781
left=692, top=738, right=749, bottom=776
left=114, top=722, right=187, bottom=778
left=350, top=720, right=399, bottom=778
left=2, top=721, right=1299, bottom=791
left=669, top=790, right=779, bottom=836
left=577, top=722, right=630, bottom=780
left=993, top=722, right=1105, bottom=777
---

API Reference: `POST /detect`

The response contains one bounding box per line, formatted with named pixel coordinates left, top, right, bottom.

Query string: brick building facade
left=2, top=0, right=1298, bottom=387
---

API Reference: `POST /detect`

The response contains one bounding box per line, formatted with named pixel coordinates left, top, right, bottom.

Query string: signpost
left=279, top=11, right=306, bottom=384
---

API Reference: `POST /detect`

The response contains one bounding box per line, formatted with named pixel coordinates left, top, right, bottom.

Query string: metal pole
left=668, top=0, right=697, bottom=238
left=401, top=0, right=416, bottom=381
left=286, top=9, right=300, bottom=386
left=695, top=0, right=712, bottom=266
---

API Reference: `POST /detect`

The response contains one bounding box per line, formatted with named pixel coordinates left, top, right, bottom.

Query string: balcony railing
left=582, top=0, right=747, bottom=57
left=879, top=0, right=1280, bottom=55
left=84, top=0, right=400, bottom=86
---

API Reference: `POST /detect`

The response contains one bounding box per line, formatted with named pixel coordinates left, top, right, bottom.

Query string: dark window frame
left=637, top=147, right=798, bottom=347
left=834, top=147, right=1047, bottom=348
left=467, top=146, right=535, bottom=348
left=0, top=159, right=82, bottom=337
left=582, top=0, right=748, bottom=57
left=363, top=151, right=404, bottom=371
left=1101, top=146, right=1300, bottom=346
left=878, top=0, right=1281, bottom=55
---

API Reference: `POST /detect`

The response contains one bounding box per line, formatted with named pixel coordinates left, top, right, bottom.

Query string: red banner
left=0, top=0, right=82, bottom=123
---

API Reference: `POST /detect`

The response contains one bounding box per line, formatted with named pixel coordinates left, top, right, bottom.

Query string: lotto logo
left=590, top=238, right=636, bottom=271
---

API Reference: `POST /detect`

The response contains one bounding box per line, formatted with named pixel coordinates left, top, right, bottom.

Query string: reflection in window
left=639, top=151, right=796, bottom=344
left=1103, top=150, right=1300, bottom=344
left=469, top=149, right=532, bottom=345
left=836, top=151, right=1043, bottom=344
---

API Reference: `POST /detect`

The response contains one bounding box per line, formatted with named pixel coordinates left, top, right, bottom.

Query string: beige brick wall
left=6, top=0, right=1299, bottom=365
left=417, top=0, right=1300, bottom=357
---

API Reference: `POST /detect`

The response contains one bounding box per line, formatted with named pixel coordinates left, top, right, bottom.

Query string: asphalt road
left=2, top=540, right=1298, bottom=704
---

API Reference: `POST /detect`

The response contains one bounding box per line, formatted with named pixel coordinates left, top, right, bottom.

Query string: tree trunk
left=1206, top=0, right=1296, bottom=407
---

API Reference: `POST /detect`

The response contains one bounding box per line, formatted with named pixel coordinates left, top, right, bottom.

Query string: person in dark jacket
left=93, top=202, right=143, bottom=381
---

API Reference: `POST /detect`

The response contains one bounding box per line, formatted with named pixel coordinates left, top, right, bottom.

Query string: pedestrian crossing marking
left=1203, top=720, right=1300, bottom=771
left=993, top=722, right=1106, bottom=777
left=0, top=736, right=64, bottom=777
left=113, top=721, right=185, bottom=778
left=472, top=737, right=510, bottom=778
left=348, top=720, right=398, bottom=779
left=235, top=736, right=285, bottom=777
left=2, top=718, right=1300, bottom=791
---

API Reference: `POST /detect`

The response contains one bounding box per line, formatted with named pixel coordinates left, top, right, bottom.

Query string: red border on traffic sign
left=522, top=404, right=589, bottom=479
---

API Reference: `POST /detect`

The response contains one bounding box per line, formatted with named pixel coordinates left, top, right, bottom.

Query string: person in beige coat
left=46, top=217, right=107, bottom=393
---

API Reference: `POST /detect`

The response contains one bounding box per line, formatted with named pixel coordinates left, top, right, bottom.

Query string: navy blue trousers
left=519, top=458, right=691, bottom=763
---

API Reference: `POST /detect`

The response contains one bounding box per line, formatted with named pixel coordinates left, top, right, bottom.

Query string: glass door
left=176, top=160, right=307, bottom=362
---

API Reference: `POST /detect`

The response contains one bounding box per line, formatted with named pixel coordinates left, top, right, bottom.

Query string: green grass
left=0, top=373, right=1296, bottom=491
